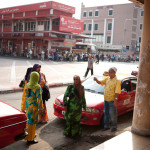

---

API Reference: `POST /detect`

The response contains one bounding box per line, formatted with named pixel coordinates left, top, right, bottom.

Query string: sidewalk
left=0, top=81, right=73, bottom=94
left=90, top=130, right=150, bottom=150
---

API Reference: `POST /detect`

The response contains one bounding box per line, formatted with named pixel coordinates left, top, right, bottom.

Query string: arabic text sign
left=64, top=39, right=76, bottom=47
left=59, top=16, right=84, bottom=34
left=51, top=1, right=75, bottom=14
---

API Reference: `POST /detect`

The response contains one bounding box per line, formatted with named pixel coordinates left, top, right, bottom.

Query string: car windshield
left=82, top=75, right=105, bottom=94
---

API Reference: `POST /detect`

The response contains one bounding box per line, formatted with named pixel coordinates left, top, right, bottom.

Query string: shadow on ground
left=39, top=111, right=133, bottom=150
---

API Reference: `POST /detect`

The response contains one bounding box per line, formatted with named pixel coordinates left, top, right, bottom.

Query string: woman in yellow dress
left=21, top=67, right=32, bottom=112
left=24, top=72, right=43, bottom=144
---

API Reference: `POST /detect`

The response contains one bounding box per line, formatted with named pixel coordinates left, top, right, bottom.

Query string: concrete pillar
left=131, top=0, right=150, bottom=136
left=48, top=40, right=52, bottom=57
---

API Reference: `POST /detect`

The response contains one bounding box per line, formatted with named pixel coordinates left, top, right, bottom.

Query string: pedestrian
left=27, top=64, right=49, bottom=123
left=95, top=54, right=99, bottom=64
left=24, top=72, right=43, bottom=144
left=21, top=67, right=32, bottom=113
left=27, top=64, right=41, bottom=83
left=94, top=67, right=121, bottom=132
left=29, top=49, right=32, bottom=59
left=84, top=54, right=93, bottom=78
left=41, top=50, right=45, bottom=61
left=63, top=75, right=86, bottom=138
left=38, top=70, right=49, bottom=123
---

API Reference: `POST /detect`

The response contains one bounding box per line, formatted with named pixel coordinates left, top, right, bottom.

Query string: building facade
left=0, top=1, right=85, bottom=57
left=81, top=3, right=144, bottom=55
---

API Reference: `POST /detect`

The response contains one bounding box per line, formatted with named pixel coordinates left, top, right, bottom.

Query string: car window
left=121, top=80, right=131, bottom=93
left=130, top=78, right=137, bottom=91
left=82, top=75, right=105, bottom=94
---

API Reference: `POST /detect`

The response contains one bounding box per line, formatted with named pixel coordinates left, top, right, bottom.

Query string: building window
left=52, top=20, right=59, bottom=26
left=38, top=21, right=44, bottom=25
left=88, top=24, right=92, bottom=31
left=16, top=22, right=23, bottom=31
left=95, top=10, right=99, bottom=17
left=108, top=9, right=113, bottom=16
left=141, top=10, right=144, bottom=17
left=44, top=21, right=50, bottom=31
left=84, top=24, right=86, bottom=31
left=89, top=11, right=92, bottom=17
left=107, top=23, right=112, bottom=31
left=139, top=37, right=141, bottom=43
left=25, top=22, right=36, bottom=31
left=4, top=23, right=12, bottom=27
left=83, top=11, right=87, bottom=18
left=140, top=24, right=143, bottom=30
left=52, top=20, right=55, bottom=25
left=107, top=36, right=111, bottom=43
left=94, top=24, right=98, bottom=30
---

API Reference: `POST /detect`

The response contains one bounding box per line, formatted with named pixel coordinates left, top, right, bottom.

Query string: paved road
left=0, top=56, right=139, bottom=91
left=0, top=86, right=133, bottom=150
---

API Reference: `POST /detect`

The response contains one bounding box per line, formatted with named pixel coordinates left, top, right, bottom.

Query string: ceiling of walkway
left=129, top=0, right=144, bottom=6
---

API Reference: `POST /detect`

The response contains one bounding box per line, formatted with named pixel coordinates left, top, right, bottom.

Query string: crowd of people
left=20, top=57, right=121, bottom=144
left=0, top=47, right=138, bottom=63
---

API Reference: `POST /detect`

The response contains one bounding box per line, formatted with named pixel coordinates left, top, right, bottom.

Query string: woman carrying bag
left=24, top=72, right=43, bottom=144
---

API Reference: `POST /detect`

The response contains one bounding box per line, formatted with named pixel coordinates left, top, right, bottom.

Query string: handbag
left=19, top=79, right=25, bottom=88
left=42, top=84, right=50, bottom=101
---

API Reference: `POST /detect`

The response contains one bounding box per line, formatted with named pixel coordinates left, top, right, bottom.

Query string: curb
left=0, top=82, right=73, bottom=94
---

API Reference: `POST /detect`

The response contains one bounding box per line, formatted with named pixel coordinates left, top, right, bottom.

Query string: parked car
left=0, top=100, right=28, bottom=148
left=131, top=66, right=139, bottom=76
left=53, top=74, right=137, bottom=126
left=131, top=71, right=138, bottom=76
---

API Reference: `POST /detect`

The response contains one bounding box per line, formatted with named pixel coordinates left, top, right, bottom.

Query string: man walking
left=94, top=67, right=121, bottom=132
left=84, top=54, right=93, bottom=78
left=29, top=49, right=32, bottom=59
left=41, top=50, right=45, bottom=61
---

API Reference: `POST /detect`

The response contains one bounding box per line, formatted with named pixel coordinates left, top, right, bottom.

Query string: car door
left=117, top=79, right=132, bottom=115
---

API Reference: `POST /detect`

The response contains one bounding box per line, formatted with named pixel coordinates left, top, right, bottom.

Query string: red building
left=0, top=1, right=85, bottom=57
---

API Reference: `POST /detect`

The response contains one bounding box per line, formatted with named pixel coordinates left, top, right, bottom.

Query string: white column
left=111, top=18, right=114, bottom=45
left=91, top=19, right=94, bottom=44
left=103, top=18, right=107, bottom=45
left=48, top=40, right=52, bottom=57
left=50, top=18, right=52, bottom=31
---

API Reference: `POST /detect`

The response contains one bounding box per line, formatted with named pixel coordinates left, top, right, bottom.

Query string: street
left=0, top=56, right=138, bottom=91
left=0, top=86, right=133, bottom=150
left=0, top=57, right=136, bottom=149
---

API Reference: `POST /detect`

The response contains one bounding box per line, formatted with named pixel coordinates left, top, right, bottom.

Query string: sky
left=0, top=0, right=132, bottom=19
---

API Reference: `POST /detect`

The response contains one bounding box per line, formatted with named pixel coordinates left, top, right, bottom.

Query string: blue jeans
left=104, top=100, right=117, bottom=129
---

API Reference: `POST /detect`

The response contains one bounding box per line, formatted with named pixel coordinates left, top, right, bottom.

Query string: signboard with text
left=64, top=39, right=76, bottom=47
left=59, top=15, right=84, bottom=34
left=0, top=1, right=75, bottom=15
left=51, top=1, right=75, bottom=14
left=0, top=2, right=51, bottom=14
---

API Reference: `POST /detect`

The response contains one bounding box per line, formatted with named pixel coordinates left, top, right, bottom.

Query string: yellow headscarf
left=27, top=72, right=40, bottom=89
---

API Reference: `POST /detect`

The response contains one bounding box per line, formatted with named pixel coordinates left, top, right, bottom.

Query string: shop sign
left=99, top=44, right=122, bottom=49
left=64, top=39, right=76, bottom=47
left=0, top=2, right=51, bottom=14
left=59, top=15, right=84, bottom=34
left=51, top=42, right=64, bottom=47
left=51, top=1, right=75, bottom=14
